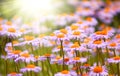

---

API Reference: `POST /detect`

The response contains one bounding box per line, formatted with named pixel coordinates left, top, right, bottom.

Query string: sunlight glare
left=16, top=0, right=53, bottom=15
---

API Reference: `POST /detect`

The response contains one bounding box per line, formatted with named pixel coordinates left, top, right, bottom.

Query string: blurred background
left=0, top=0, right=120, bottom=34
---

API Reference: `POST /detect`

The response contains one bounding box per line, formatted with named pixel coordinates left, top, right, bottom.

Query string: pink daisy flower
left=20, top=64, right=41, bottom=73
left=15, top=51, right=35, bottom=63
left=89, top=64, right=108, bottom=76
left=71, top=57, right=87, bottom=64
left=5, top=27, right=22, bottom=39
left=107, top=56, right=120, bottom=63
left=54, top=70, right=77, bottom=76
left=7, top=50, right=21, bottom=59
left=7, top=72, right=22, bottom=76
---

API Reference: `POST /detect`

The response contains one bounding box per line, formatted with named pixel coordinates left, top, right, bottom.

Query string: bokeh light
left=15, top=0, right=54, bottom=16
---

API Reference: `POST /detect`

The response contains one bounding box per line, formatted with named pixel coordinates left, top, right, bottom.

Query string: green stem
left=106, top=47, right=110, bottom=58
left=38, top=42, right=41, bottom=55
left=96, top=48, right=99, bottom=66
left=113, top=49, right=116, bottom=56
left=30, top=43, right=34, bottom=54
left=117, top=63, right=120, bottom=76
left=41, top=61, right=44, bottom=76
left=47, top=58, right=54, bottom=75
left=60, top=40, right=65, bottom=70
left=5, top=59, right=8, bottom=76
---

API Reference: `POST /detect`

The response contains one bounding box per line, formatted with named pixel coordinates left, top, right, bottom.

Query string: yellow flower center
left=84, top=64, right=90, bottom=67
left=12, top=50, right=21, bottom=54
left=7, top=46, right=13, bottom=52
left=44, top=54, right=51, bottom=57
left=93, top=66, right=103, bottom=73
left=57, top=45, right=62, bottom=49
left=109, top=42, right=116, bottom=47
left=74, top=57, right=80, bottom=60
left=26, top=64, right=35, bottom=68
left=116, top=34, right=120, bottom=39
left=57, top=33, right=65, bottom=38
left=71, top=25, right=79, bottom=30
left=50, top=41, right=56, bottom=45
left=7, top=28, right=16, bottom=33
left=12, top=40, right=19, bottom=44
left=50, top=33, right=55, bottom=36
left=71, top=42, right=80, bottom=48
left=104, top=7, right=110, bottom=13
left=64, top=58, right=69, bottom=62
left=64, top=41, right=70, bottom=45
left=60, top=29, right=67, bottom=34
left=21, top=53, right=30, bottom=58
left=24, top=36, right=34, bottom=41
left=84, top=38, right=91, bottom=43
left=10, top=72, right=17, bottom=75
left=93, top=40, right=102, bottom=44
left=86, top=17, right=92, bottom=22
left=73, top=31, right=81, bottom=35
left=77, top=21, right=83, bottom=24
left=61, top=70, right=69, bottom=74
left=35, top=56, right=39, bottom=59
left=113, top=56, right=120, bottom=60
left=0, top=26, right=3, bottom=31
left=6, top=21, right=12, bottom=26
left=95, top=30, right=107, bottom=35
left=56, top=56, right=61, bottom=60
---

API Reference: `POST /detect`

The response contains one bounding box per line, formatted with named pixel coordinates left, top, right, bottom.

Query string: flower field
left=0, top=0, right=120, bottom=76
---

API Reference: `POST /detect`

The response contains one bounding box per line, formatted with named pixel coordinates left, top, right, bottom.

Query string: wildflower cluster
left=0, top=0, right=120, bottom=76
